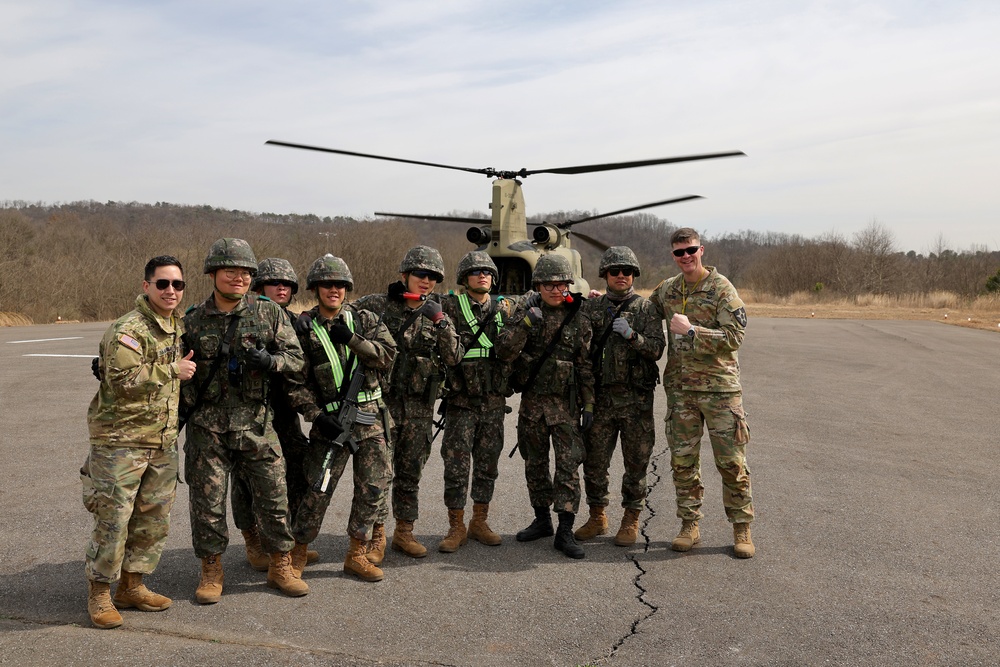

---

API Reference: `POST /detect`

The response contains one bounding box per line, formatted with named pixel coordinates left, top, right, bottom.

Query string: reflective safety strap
left=312, top=312, right=382, bottom=412
left=458, top=294, right=504, bottom=360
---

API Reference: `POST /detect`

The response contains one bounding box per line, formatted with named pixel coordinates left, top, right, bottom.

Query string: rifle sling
left=521, top=300, right=581, bottom=394
left=592, top=294, right=640, bottom=365
left=183, top=313, right=241, bottom=429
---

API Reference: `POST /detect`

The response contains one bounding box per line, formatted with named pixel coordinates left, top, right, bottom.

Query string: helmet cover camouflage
left=252, top=258, right=299, bottom=293
left=306, top=254, right=354, bottom=291
left=203, top=238, right=258, bottom=275
left=531, top=253, right=574, bottom=285
left=399, top=245, right=445, bottom=280
left=598, top=246, right=641, bottom=278
left=456, top=250, right=498, bottom=286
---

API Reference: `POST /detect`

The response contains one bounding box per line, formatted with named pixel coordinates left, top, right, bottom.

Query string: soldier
left=286, top=255, right=396, bottom=582
left=649, top=227, right=755, bottom=558
left=83, top=255, right=196, bottom=628
left=436, top=251, right=515, bottom=552
left=230, top=258, right=318, bottom=571
left=497, top=254, right=594, bottom=560
left=356, top=246, right=462, bottom=559
left=181, top=238, right=309, bottom=603
left=576, top=247, right=665, bottom=546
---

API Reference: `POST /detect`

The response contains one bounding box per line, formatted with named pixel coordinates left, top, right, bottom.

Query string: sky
left=2, top=0, right=999, bottom=253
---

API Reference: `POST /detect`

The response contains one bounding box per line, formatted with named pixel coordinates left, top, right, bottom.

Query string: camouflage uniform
left=287, top=303, right=396, bottom=542
left=83, top=294, right=184, bottom=583
left=181, top=292, right=305, bottom=557
left=649, top=266, right=753, bottom=523
left=581, top=291, right=664, bottom=510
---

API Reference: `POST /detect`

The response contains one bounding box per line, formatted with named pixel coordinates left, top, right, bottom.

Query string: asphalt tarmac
left=0, top=318, right=997, bottom=666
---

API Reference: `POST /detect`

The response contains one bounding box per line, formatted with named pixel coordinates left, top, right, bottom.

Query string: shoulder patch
left=118, top=334, right=141, bottom=352
left=725, top=298, right=748, bottom=327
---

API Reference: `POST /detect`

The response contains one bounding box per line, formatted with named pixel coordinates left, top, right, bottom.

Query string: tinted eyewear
left=410, top=270, right=441, bottom=281
left=672, top=246, right=701, bottom=258
left=153, top=279, right=186, bottom=290
left=263, top=280, right=295, bottom=289
left=607, top=268, right=634, bottom=277
left=468, top=270, right=492, bottom=277
left=316, top=280, right=350, bottom=290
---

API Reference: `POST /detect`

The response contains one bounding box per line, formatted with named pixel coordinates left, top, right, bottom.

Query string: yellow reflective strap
left=312, top=311, right=357, bottom=404
left=458, top=294, right=504, bottom=360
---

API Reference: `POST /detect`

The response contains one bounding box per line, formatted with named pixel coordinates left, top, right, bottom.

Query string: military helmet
left=306, top=254, right=354, bottom=291
left=531, top=253, right=574, bottom=285
left=456, top=250, right=498, bottom=286
left=399, top=245, right=445, bottom=280
left=598, top=246, right=641, bottom=278
left=203, top=238, right=258, bottom=275
left=252, top=258, right=299, bottom=294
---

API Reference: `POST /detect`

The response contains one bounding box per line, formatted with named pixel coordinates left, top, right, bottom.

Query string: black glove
left=523, top=307, right=543, bottom=327
left=245, top=343, right=276, bottom=371
left=330, top=321, right=354, bottom=344
left=525, top=292, right=541, bottom=309
left=421, top=299, right=445, bottom=323
left=91, top=357, right=102, bottom=381
left=315, top=412, right=345, bottom=439
left=581, top=405, right=594, bottom=431
left=294, top=312, right=313, bottom=336
left=387, top=281, right=406, bottom=302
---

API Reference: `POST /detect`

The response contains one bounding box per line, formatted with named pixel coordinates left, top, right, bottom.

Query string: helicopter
left=266, top=140, right=745, bottom=295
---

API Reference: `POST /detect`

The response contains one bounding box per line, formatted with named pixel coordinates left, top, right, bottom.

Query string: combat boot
left=366, top=523, right=386, bottom=565
left=468, top=503, right=501, bottom=546
left=344, top=537, right=384, bottom=582
left=306, top=545, right=320, bottom=564
left=734, top=523, right=755, bottom=559
left=574, top=505, right=608, bottom=541
left=87, top=581, right=123, bottom=629
left=114, top=571, right=171, bottom=611
left=516, top=506, right=554, bottom=542
left=241, top=527, right=270, bottom=572
left=614, top=508, right=642, bottom=547
left=290, top=541, right=309, bottom=578
left=266, top=552, right=309, bottom=597
left=553, top=512, right=585, bottom=559
left=438, top=509, right=468, bottom=553
left=195, top=554, right=224, bottom=604
left=670, top=520, right=701, bottom=552
left=391, top=520, right=428, bottom=558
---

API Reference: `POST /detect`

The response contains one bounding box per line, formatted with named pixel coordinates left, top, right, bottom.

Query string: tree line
left=1, top=200, right=997, bottom=323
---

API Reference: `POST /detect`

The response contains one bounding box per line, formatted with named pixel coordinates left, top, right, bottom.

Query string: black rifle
left=431, top=397, right=447, bottom=443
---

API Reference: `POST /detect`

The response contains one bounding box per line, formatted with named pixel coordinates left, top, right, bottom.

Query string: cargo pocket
left=80, top=456, right=97, bottom=514
left=731, top=405, right=750, bottom=445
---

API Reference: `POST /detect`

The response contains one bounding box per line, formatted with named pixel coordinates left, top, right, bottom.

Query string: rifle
left=313, top=362, right=376, bottom=492
left=431, top=398, right=447, bottom=443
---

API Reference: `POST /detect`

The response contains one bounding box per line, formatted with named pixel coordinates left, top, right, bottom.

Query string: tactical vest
left=513, top=306, right=584, bottom=399
left=449, top=293, right=507, bottom=398
left=381, top=298, right=444, bottom=402
left=308, top=309, right=382, bottom=412
left=591, top=298, right=660, bottom=392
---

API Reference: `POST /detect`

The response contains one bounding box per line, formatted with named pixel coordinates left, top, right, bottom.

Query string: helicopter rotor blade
left=559, top=195, right=704, bottom=228
left=569, top=231, right=611, bottom=253
left=266, top=141, right=489, bottom=176
left=374, top=211, right=490, bottom=224
left=524, top=151, right=745, bottom=177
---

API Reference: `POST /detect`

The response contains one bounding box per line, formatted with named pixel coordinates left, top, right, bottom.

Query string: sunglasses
left=468, top=269, right=492, bottom=277
left=607, top=268, right=634, bottom=277
left=410, top=270, right=441, bottom=281
left=263, top=280, right=295, bottom=288
left=672, top=245, right=701, bottom=258
left=152, top=279, right=186, bottom=290
left=315, top=280, right=350, bottom=290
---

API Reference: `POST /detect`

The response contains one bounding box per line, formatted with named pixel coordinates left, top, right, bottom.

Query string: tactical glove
left=525, top=292, right=541, bottom=309
left=612, top=317, right=635, bottom=341
left=315, top=412, right=345, bottom=439
left=91, top=357, right=102, bottom=381
left=421, top=299, right=446, bottom=323
left=245, top=343, right=276, bottom=371
left=523, top=307, right=543, bottom=328
left=581, top=404, right=595, bottom=431
left=387, top=281, right=407, bottom=302
left=293, top=312, right=313, bottom=336
left=329, top=321, right=354, bottom=344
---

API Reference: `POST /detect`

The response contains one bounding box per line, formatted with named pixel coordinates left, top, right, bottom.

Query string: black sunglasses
left=468, top=269, right=492, bottom=277
left=315, top=280, right=350, bottom=290
left=152, top=279, right=186, bottom=290
left=263, top=280, right=295, bottom=288
left=410, top=270, right=441, bottom=281
left=672, top=245, right=701, bottom=257
left=607, top=268, right=634, bottom=277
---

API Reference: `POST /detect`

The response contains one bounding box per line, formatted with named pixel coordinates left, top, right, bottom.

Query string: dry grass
left=0, top=312, right=32, bottom=326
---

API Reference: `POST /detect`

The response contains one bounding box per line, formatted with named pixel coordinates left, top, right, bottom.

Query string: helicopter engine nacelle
left=532, top=224, right=563, bottom=249
left=467, top=226, right=492, bottom=246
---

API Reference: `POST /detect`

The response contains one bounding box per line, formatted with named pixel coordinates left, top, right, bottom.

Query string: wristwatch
left=686, top=327, right=695, bottom=338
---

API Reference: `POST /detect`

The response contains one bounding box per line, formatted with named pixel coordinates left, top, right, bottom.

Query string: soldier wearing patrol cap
left=181, top=238, right=308, bottom=602
left=649, top=228, right=755, bottom=558
left=356, top=245, right=463, bottom=559
left=285, top=254, right=397, bottom=582
left=436, top=251, right=516, bottom=552
left=497, top=253, right=594, bottom=560
left=577, top=247, right=665, bottom=546
left=83, top=255, right=196, bottom=628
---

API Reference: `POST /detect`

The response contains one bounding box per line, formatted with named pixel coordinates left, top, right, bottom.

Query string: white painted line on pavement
left=7, top=337, right=84, bottom=344
left=23, top=354, right=95, bottom=358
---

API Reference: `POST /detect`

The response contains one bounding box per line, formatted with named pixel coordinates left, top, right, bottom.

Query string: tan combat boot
left=439, top=509, right=468, bottom=553
left=266, top=552, right=309, bottom=597
left=87, top=581, right=123, bottom=629
left=734, top=523, right=755, bottom=559
left=614, top=508, right=642, bottom=547
left=468, top=502, right=501, bottom=546
left=195, top=554, right=224, bottom=604
left=290, top=542, right=309, bottom=578
left=573, top=505, right=608, bottom=541
left=345, top=537, right=384, bottom=582
left=670, top=520, right=701, bottom=552
left=366, top=523, right=386, bottom=565
left=391, top=519, right=428, bottom=558
left=306, top=545, right=320, bottom=565
left=114, top=571, right=171, bottom=611
left=241, top=527, right=270, bottom=572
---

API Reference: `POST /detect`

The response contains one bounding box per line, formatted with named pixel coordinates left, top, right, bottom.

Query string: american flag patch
left=118, top=334, right=141, bottom=352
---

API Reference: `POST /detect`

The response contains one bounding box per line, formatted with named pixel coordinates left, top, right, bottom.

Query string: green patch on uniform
left=725, top=297, right=748, bottom=327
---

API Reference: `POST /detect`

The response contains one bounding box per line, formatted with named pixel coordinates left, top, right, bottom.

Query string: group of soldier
left=82, top=227, right=755, bottom=630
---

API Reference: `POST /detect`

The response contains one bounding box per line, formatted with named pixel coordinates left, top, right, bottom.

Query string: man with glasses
left=83, top=256, right=196, bottom=628
left=649, top=227, right=755, bottom=558
left=498, top=254, right=594, bottom=559
left=181, top=238, right=309, bottom=603
left=356, top=246, right=462, bottom=560
left=576, top=247, right=665, bottom=547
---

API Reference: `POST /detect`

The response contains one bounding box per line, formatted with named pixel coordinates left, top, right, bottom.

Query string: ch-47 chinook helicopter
left=266, top=140, right=745, bottom=295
